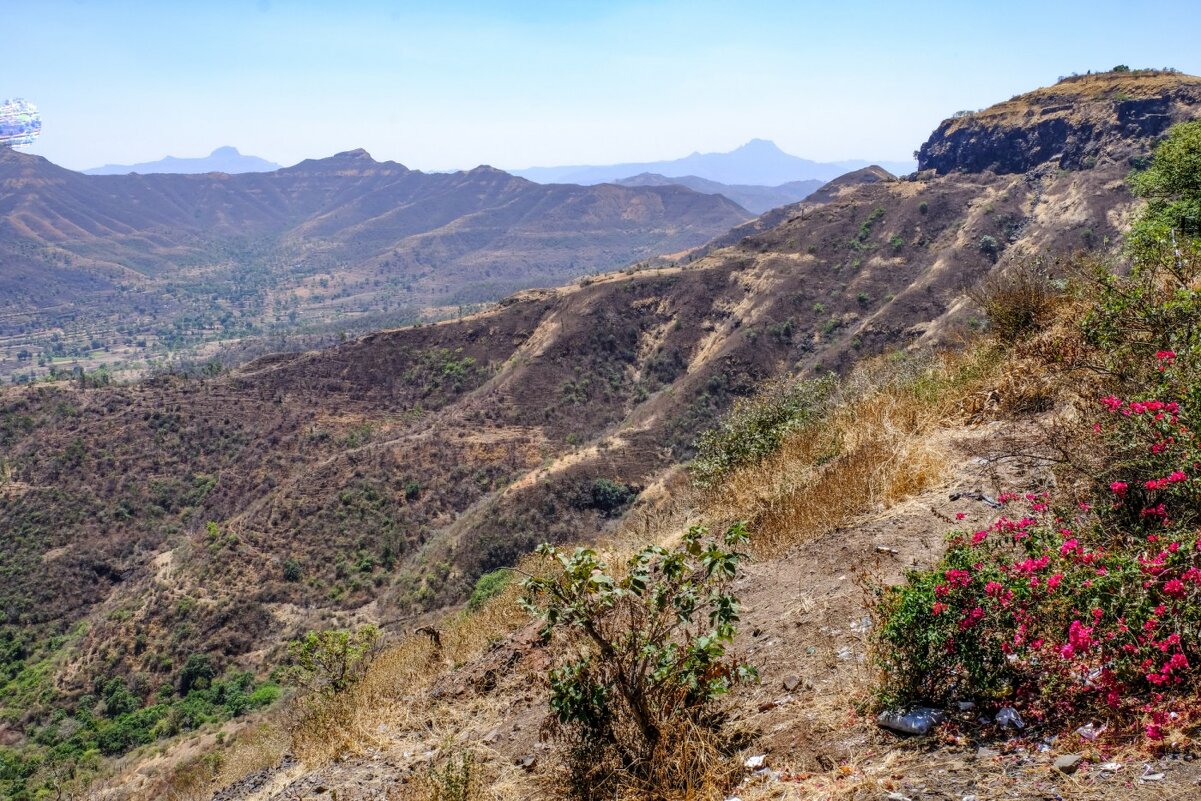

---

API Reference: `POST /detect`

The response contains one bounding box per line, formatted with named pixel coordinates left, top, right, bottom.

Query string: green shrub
left=178, top=653, right=216, bottom=694
left=1128, top=120, right=1201, bottom=258
left=691, top=374, right=836, bottom=487
left=588, top=478, right=637, bottom=515
left=1079, top=237, right=1201, bottom=419
left=978, top=234, right=1000, bottom=260
left=521, top=523, right=756, bottom=799
left=284, top=625, right=382, bottom=697
left=468, top=569, right=513, bottom=610
left=282, top=557, right=303, bottom=582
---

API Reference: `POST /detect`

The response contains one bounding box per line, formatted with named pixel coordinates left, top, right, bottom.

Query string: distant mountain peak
left=736, top=138, right=785, bottom=153
left=332, top=148, right=375, bottom=161
left=83, top=146, right=281, bottom=175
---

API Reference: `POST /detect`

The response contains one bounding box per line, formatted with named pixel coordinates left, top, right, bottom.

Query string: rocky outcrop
left=919, top=70, right=1201, bottom=174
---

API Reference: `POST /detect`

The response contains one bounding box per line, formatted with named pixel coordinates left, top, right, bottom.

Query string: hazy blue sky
left=7, top=0, right=1200, bottom=172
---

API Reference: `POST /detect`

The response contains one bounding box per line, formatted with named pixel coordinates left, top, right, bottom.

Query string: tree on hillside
left=1130, top=120, right=1201, bottom=256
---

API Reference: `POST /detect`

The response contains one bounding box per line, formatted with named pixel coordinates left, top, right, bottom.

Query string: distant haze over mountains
left=512, top=139, right=916, bottom=186
left=83, top=146, right=281, bottom=175
left=612, top=173, right=825, bottom=215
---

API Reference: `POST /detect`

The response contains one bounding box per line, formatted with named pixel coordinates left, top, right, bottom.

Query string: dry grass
left=153, top=723, right=290, bottom=801
left=290, top=578, right=533, bottom=765
left=706, top=348, right=1001, bottom=557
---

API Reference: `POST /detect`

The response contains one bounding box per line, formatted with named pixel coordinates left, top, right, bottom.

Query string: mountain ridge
left=0, top=148, right=752, bottom=380
left=512, top=138, right=915, bottom=185
left=612, top=172, right=823, bottom=214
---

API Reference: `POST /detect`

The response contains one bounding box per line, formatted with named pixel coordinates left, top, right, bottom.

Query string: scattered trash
left=886, top=793, right=913, bottom=801
left=744, top=754, right=767, bottom=769
left=975, top=746, right=1000, bottom=759
left=1053, top=754, right=1083, bottom=774
left=949, top=490, right=1002, bottom=508
left=1098, top=762, right=1123, bottom=772
left=995, top=707, right=1025, bottom=729
left=850, top=615, right=873, bottom=633
left=956, top=701, right=975, bottom=711
left=1140, top=764, right=1165, bottom=781
left=875, top=545, right=899, bottom=555
left=877, top=707, right=946, bottom=735
left=1075, top=722, right=1106, bottom=741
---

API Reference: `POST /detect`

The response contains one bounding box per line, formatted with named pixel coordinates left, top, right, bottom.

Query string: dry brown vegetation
left=706, top=347, right=1008, bottom=557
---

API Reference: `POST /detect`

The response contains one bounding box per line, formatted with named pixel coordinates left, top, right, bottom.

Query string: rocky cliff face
left=918, top=70, right=1201, bottom=174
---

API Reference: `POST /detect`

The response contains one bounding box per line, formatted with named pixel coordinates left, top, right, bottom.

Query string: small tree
left=522, top=523, right=756, bottom=799
left=1129, top=120, right=1201, bottom=258
left=285, top=625, right=382, bottom=697
left=978, top=234, right=1000, bottom=261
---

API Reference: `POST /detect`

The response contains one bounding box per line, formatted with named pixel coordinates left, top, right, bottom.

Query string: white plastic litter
left=877, top=707, right=946, bottom=735
left=995, top=707, right=1025, bottom=729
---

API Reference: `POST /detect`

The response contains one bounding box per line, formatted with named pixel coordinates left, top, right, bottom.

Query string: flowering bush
left=875, top=375, right=1201, bottom=745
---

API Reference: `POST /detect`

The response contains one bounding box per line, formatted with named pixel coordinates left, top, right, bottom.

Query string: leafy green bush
left=691, top=374, right=836, bottom=487
left=1080, top=233, right=1201, bottom=419
left=978, top=234, right=999, bottom=260
left=1128, top=120, right=1201, bottom=257
left=285, top=625, right=382, bottom=697
left=467, top=568, right=513, bottom=610
left=587, top=477, right=637, bottom=516
left=282, top=557, right=303, bottom=582
left=521, top=523, right=756, bottom=799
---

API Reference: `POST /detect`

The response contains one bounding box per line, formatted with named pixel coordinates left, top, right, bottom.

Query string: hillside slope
left=3, top=69, right=1201, bottom=800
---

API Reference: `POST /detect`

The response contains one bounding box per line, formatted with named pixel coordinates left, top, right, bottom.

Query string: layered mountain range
left=0, top=149, right=751, bottom=377
left=3, top=71, right=1201, bottom=798
left=512, top=138, right=914, bottom=184
left=612, top=172, right=824, bottom=214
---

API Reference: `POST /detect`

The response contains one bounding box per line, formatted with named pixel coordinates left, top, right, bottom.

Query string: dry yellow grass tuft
left=289, top=578, right=533, bottom=765
left=706, top=348, right=1001, bottom=557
